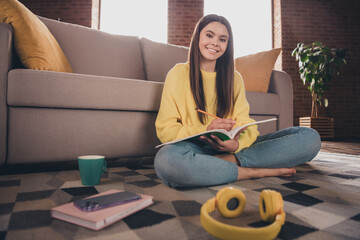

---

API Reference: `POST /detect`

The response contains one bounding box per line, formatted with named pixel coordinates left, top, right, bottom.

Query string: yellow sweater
left=155, top=62, right=259, bottom=153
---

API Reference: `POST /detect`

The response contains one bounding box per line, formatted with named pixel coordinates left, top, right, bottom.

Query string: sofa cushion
left=0, top=0, right=73, bottom=73
left=235, top=48, right=281, bottom=93
left=39, top=17, right=146, bottom=80
left=7, top=69, right=280, bottom=115
left=246, top=91, right=280, bottom=115
left=7, top=69, right=163, bottom=111
left=140, top=38, right=189, bottom=82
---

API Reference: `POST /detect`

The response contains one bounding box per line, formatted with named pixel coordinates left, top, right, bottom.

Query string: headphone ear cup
left=259, top=190, right=284, bottom=222
left=215, top=187, right=246, bottom=218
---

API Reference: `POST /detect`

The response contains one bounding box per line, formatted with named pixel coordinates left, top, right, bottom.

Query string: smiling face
left=198, top=21, right=229, bottom=72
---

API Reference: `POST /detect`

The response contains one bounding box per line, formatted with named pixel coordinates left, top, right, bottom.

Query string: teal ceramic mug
left=77, top=155, right=107, bottom=186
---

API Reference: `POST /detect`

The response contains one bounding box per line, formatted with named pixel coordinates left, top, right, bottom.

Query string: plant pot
left=299, top=117, right=334, bottom=139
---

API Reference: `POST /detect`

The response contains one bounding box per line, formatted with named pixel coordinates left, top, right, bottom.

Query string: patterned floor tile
left=296, top=230, right=345, bottom=240
left=72, top=214, right=132, bottom=239
left=179, top=186, right=215, bottom=197
left=121, top=175, right=152, bottom=182
left=256, top=176, right=291, bottom=185
left=50, top=216, right=85, bottom=238
left=179, top=218, right=217, bottom=240
left=254, top=186, right=297, bottom=197
left=283, top=192, right=323, bottom=207
left=324, top=219, right=360, bottom=239
left=148, top=201, right=177, bottom=216
left=312, top=201, right=360, bottom=218
left=0, top=187, right=19, bottom=204
left=0, top=203, right=15, bottom=215
left=330, top=173, right=360, bottom=180
left=128, top=180, right=161, bottom=188
left=61, top=187, right=98, bottom=197
left=8, top=210, right=51, bottom=230
left=142, top=184, right=190, bottom=202
left=6, top=225, right=69, bottom=240
left=0, top=231, right=7, bottom=240
left=80, top=230, right=142, bottom=240
left=340, top=178, right=360, bottom=187
left=16, top=190, right=55, bottom=202
left=172, top=200, right=202, bottom=217
left=13, top=199, right=57, bottom=212
left=351, top=213, right=360, bottom=221
left=46, top=176, right=65, bottom=189
left=59, top=180, right=85, bottom=189
left=0, top=180, right=20, bottom=188
left=112, top=170, right=140, bottom=177
left=144, top=173, right=158, bottom=180
left=282, top=182, right=319, bottom=192
left=277, top=221, right=317, bottom=240
left=54, top=170, right=81, bottom=182
left=49, top=189, right=74, bottom=206
left=132, top=218, right=188, bottom=240
left=283, top=201, right=307, bottom=213
left=17, top=173, right=56, bottom=193
left=291, top=207, right=346, bottom=230
left=0, top=215, right=10, bottom=231
left=93, top=179, right=125, bottom=193
left=231, top=179, right=265, bottom=190
left=124, top=209, right=175, bottom=229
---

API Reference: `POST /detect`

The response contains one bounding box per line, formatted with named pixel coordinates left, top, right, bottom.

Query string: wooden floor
left=321, top=140, right=360, bottom=155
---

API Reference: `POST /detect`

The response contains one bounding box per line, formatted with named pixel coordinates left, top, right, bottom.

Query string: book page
left=228, top=118, right=277, bottom=138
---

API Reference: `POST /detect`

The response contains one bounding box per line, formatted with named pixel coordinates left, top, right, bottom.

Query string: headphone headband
left=200, top=188, right=285, bottom=240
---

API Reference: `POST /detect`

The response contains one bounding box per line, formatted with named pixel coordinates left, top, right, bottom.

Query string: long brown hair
left=189, top=14, right=235, bottom=124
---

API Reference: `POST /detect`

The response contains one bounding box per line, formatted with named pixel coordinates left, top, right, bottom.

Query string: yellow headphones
left=200, top=187, right=285, bottom=240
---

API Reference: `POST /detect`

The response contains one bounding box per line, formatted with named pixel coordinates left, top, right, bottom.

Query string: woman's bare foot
left=214, top=154, right=296, bottom=180
left=237, top=167, right=296, bottom=180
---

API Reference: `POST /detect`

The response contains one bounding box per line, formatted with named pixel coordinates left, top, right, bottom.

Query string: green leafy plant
left=292, top=42, right=348, bottom=117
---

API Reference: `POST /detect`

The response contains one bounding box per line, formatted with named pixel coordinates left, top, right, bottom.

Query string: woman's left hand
left=199, top=129, right=245, bottom=152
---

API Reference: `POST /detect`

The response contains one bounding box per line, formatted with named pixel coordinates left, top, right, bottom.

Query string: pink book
left=51, top=189, right=153, bottom=231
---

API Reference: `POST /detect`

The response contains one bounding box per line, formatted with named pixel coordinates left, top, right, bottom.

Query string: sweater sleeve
left=155, top=65, right=208, bottom=144
left=231, top=72, right=259, bottom=153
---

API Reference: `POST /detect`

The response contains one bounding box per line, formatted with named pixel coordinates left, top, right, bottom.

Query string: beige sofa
left=0, top=17, right=293, bottom=165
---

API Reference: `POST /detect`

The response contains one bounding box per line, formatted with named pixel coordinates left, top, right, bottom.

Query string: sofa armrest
left=0, top=23, right=13, bottom=165
left=268, top=70, right=293, bottom=130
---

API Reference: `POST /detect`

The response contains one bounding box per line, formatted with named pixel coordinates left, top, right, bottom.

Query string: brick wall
left=273, top=0, right=360, bottom=139
left=272, top=0, right=282, bottom=70
left=19, top=0, right=99, bottom=28
left=167, top=0, right=204, bottom=47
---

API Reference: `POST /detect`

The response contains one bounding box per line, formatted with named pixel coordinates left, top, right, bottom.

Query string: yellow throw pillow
left=0, top=0, right=73, bottom=72
left=235, top=48, right=281, bottom=92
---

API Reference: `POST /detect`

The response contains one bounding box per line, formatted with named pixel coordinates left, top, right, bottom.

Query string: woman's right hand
left=207, top=119, right=235, bottom=131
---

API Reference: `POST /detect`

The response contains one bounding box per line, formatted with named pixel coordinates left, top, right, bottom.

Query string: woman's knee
left=298, top=127, right=321, bottom=160
left=302, top=127, right=321, bottom=150
left=154, top=143, right=191, bottom=187
left=154, top=145, right=177, bottom=175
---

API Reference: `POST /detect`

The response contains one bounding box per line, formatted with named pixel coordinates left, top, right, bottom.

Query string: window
left=100, top=0, right=168, bottom=43
left=205, top=0, right=272, bottom=57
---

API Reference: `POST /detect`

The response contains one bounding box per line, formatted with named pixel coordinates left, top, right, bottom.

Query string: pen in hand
left=196, top=108, right=242, bottom=132
left=195, top=108, right=221, bottom=119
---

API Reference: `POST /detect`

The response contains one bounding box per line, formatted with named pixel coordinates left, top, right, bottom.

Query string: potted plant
left=292, top=41, right=348, bottom=138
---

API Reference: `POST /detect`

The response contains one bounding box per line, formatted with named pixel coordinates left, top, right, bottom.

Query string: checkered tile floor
left=0, top=152, right=359, bottom=240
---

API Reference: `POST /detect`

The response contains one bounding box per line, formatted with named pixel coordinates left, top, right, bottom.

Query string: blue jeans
left=154, top=127, right=321, bottom=188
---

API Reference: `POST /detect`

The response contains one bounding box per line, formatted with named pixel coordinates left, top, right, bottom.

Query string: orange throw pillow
left=235, top=48, right=281, bottom=92
left=0, top=0, right=73, bottom=72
